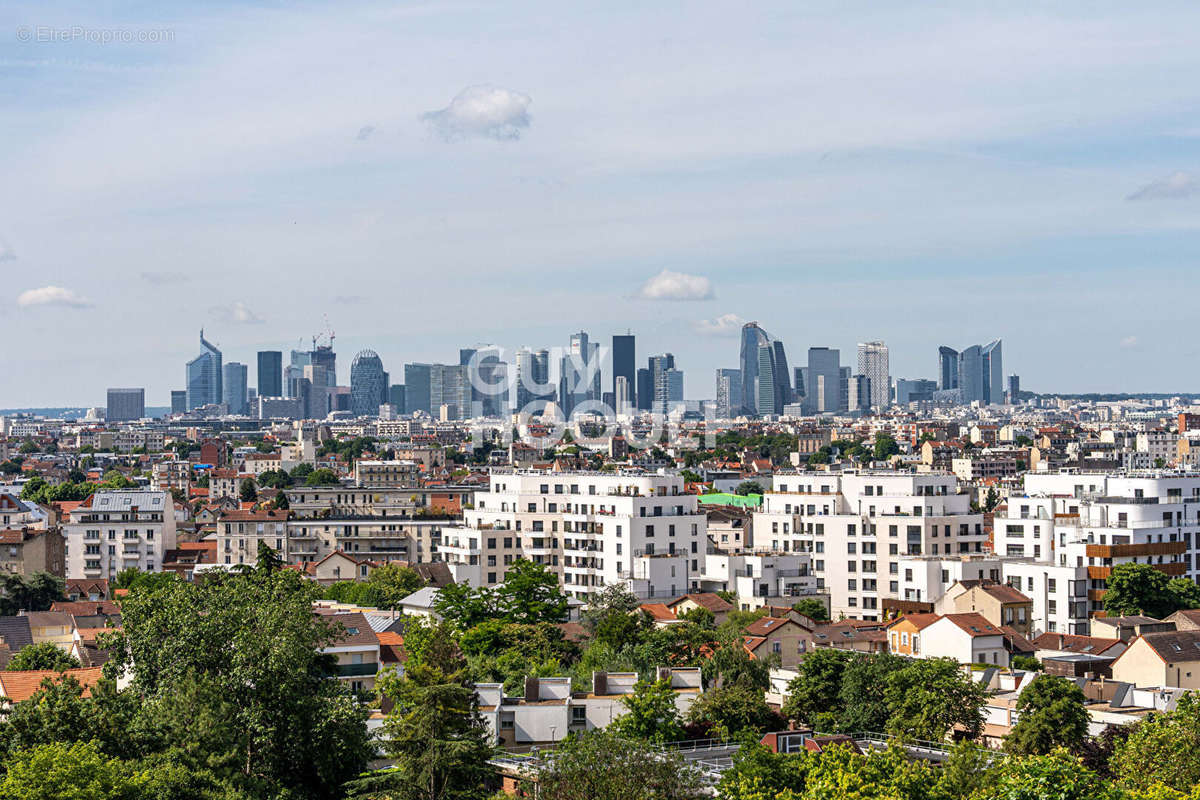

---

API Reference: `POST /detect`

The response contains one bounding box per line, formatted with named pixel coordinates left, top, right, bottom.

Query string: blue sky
left=3, top=1, right=1200, bottom=406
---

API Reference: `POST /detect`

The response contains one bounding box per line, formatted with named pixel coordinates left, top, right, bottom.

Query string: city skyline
left=6, top=3, right=1200, bottom=404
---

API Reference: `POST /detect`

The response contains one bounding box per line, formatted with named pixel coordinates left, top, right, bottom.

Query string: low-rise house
left=316, top=610, right=381, bottom=695
left=811, top=620, right=888, bottom=654
left=1111, top=630, right=1200, bottom=689
left=21, top=611, right=75, bottom=651
left=1166, top=609, right=1200, bottom=631
left=935, top=579, right=1033, bottom=638
left=0, top=667, right=105, bottom=705
left=397, top=587, right=441, bottom=619
left=475, top=667, right=703, bottom=748
left=639, top=603, right=680, bottom=628
left=0, top=528, right=65, bottom=577
left=665, top=593, right=733, bottom=625
left=1032, top=632, right=1126, bottom=662
left=886, top=612, right=941, bottom=657
left=920, top=613, right=1009, bottom=666
left=742, top=615, right=816, bottom=669
left=1091, top=615, right=1173, bottom=642
left=304, top=551, right=378, bottom=584
left=63, top=579, right=108, bottom=601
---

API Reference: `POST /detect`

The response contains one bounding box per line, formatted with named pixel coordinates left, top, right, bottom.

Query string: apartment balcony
left=335, top=662, right=379, bottom=678
left=1088, top=562, right=1187, bottom=580
left=1085, top=541, right=1187, bottom=559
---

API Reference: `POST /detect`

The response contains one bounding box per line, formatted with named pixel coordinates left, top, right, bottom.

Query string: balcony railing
left=336, top=662, right=379, bottom=677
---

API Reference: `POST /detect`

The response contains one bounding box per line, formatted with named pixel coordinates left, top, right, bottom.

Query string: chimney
left=524, top=675, right=538, bottom=703
left=593, top=671, right=607, bottom=695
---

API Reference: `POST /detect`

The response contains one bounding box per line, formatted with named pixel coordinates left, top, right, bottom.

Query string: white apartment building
left=697, top=550, right=817, bottom=608
left=1136, top=431, right=1179, bottom=465
left=63, top=490, right=177, bottom=579
left=440, top=470, right=706, bottom=601
left=894, top=553, right=1003, bottom=605
left=753, top=470, right=988, bottom=620
left=994, top=471, right=1200, bottom=636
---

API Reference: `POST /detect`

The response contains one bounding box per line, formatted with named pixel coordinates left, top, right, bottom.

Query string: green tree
left=435, top=582, right=499, bottom=629
left=873, top=433, right=901, bottom=460
left=238, top=479, right=257, bottom=503
left=0, top=740, right=138, bottom=800
left=534, top=730, right=706, bottom=800
left=352, top=656, right=494, bottom=800
left=1169, top=578, right=1200, bottom=611
left=1011, top=655, right=1041, bottom=671
left=495, top=559, right=568, bottom=624
left=838, top=652, right=905, bottom=733
left=109, top=567, right=371, bottom=798
left=735, top=481, right=765, bottom=497
left=609, top=678, right=686, bottom=743
left=303, top=467, right=340, bottom=486
left=1111, top=691, right=1200, bottom=793
left=936, top=739, right=1000, bottom=799
left=686, top=680, right=784, bottom=739
left=790, top=598, right=829, bottom=623
left=883, top=657, right=987, bottom=741
left=716, top=742, right=810, bottom=800
left=1006, top=675, right=1090, bottom=756
left=0, top=572, right=64, bottom=615
left=1103, top=563, right=1193, bottom=618
left=782, top=648, right=851, bottom=730
left=979, top=748, right=1122, bottom=800
left=5, top=642, right=81, bottom=672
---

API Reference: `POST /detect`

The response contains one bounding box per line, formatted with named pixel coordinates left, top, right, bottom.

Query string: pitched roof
left=959, top=580, right=1031, bottom=604
left=50, top=601, right=121, bottom=616
left=667, top=593, right=733, bottom=614
left=1137, top=630, right=1200, bottom=664
left=1000, top=626, right=1038, bottom=654
left=640, top=603, right=678, bottom=622
left=887, top=612, right=941, bottom=631
left=1032, top=632, right=1124, bottom=655
left=0, top=667, right=105, bottom=703
left=0, top=617, right=34, bottom=651
left=376, top=631, right=406, bottom=664
left=745, top=616, right=807, bottom=637
left=940, top=613, right=1004, bottom=638
left=317, top=611, right=380, bottom=649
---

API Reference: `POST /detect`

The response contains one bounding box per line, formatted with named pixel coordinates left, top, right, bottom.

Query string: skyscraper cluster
left=165, top=323, right=1010, bottom=421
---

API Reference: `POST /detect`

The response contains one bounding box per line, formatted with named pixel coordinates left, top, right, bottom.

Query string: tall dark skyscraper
left=106, top=388, right=145, bottom=422
left=404, top=363, right=433, bottom=415
left=257, top=351, right=283, bottom=398
left=612, top=334, right=636, bottom=408
left=186, top=329, right=222, bottom=410
left=938, top=346, right=959, bottom=391
left=350, top=350, right=388, bottom=417
left=461, top=345, right=508, bottom=417
left=636, top=368, right=653, bottom=411
left=738, top=322, right=792, bottom=416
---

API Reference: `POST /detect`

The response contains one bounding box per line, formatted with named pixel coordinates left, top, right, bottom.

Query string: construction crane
left=312, top=315, right=336, bottom=351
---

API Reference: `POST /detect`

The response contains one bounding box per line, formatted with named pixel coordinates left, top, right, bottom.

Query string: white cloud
left=17, top=286, right=93, bottom=308
left=1127, top=171, right=1200, bottom=201
left=210, top=301, right=264, bottom=324
left=693, top=312, right=745, bottom=336
left=0, top=238, right=15, bottom=263
left=638, top=269, right=714, bottom=301
left=422, top=85, right=532, bottom=141
left=1120, top=335, right=1139, bottom=348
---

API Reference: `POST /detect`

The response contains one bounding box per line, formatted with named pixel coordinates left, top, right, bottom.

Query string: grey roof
left=399, top=586, right=441, bottom=609
left=0, top=617, right=34, bottom=650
